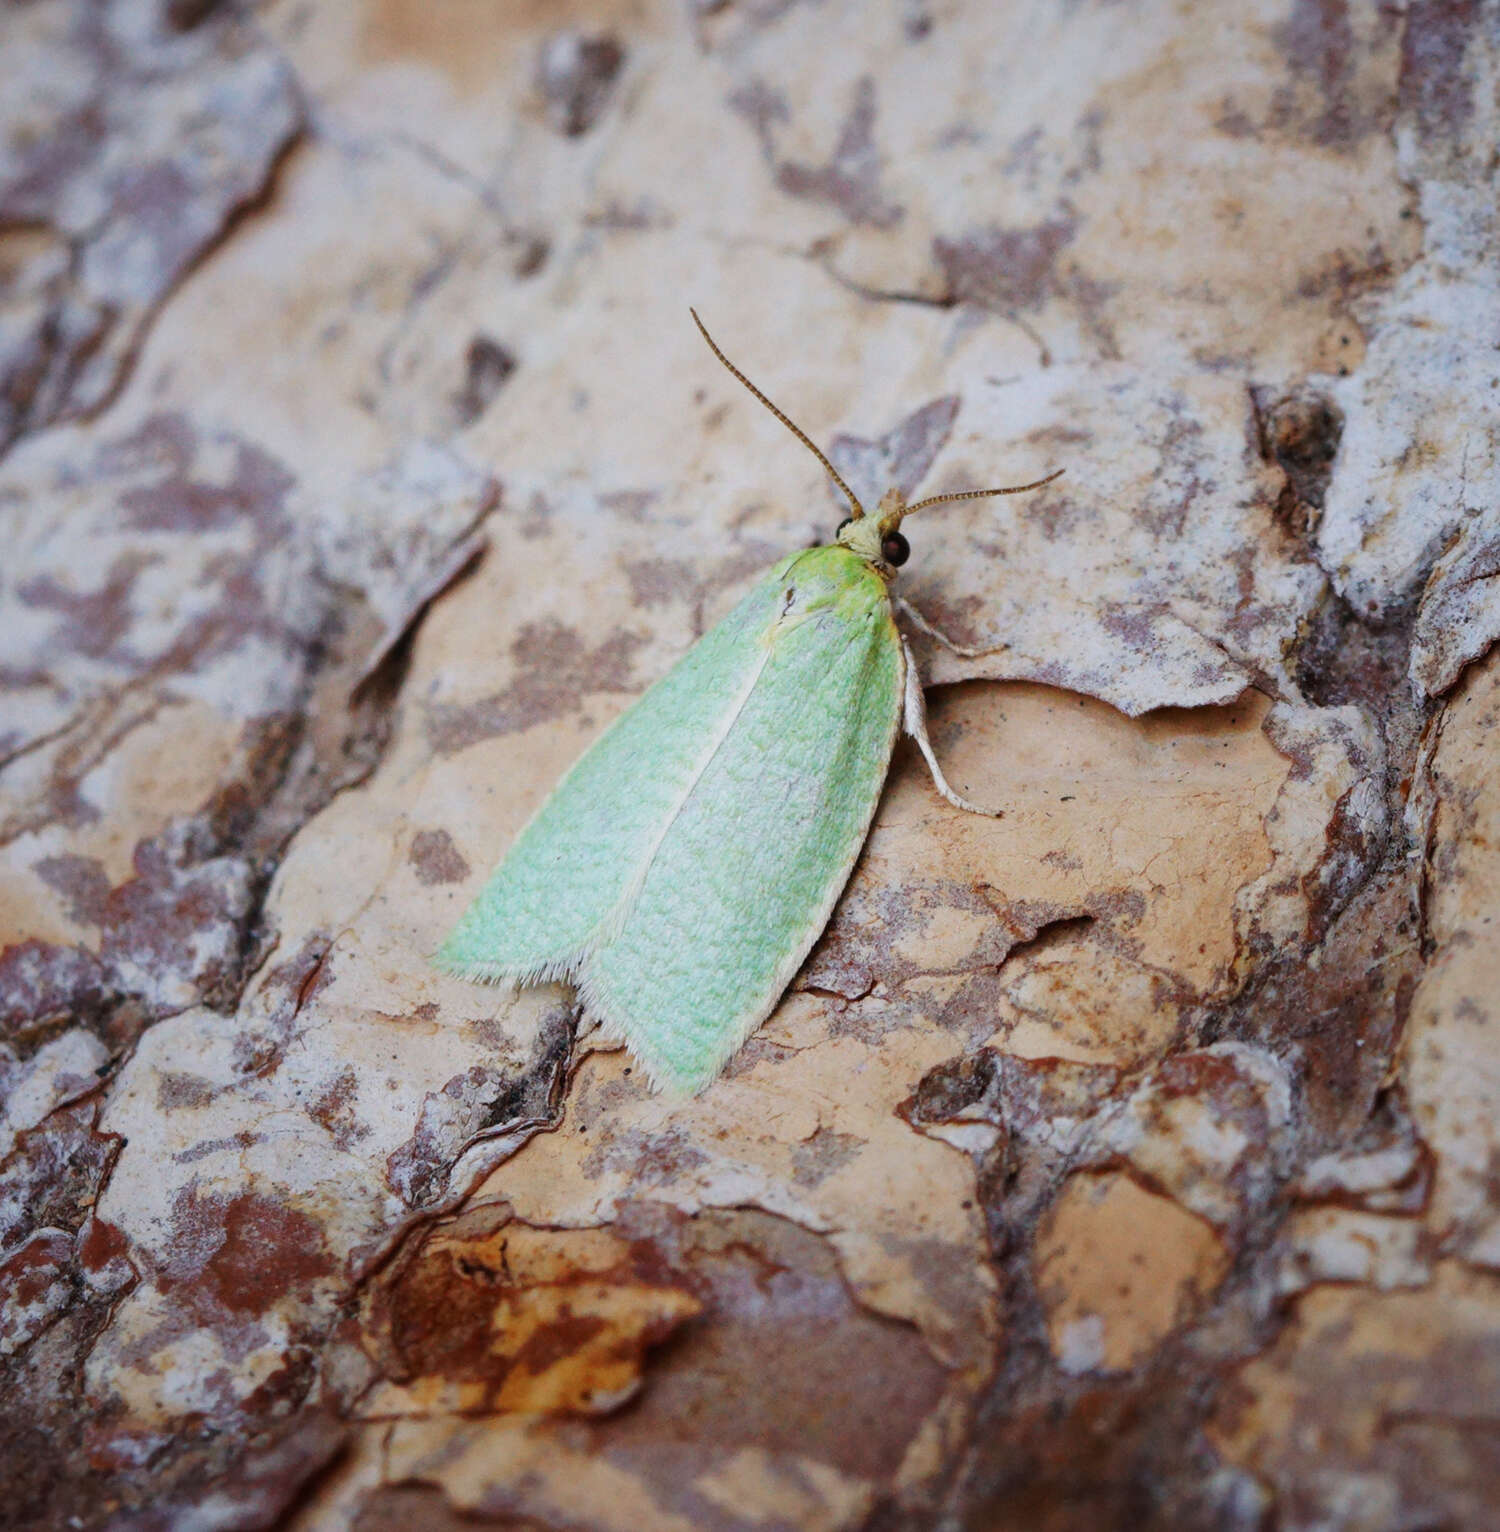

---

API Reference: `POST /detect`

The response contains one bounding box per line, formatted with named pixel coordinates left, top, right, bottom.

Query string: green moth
left=436, top=313, right=1061, bottom=1094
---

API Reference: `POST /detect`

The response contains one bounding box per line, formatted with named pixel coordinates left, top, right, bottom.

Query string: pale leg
left=901, top=637, right=1004, bottom=818
left=897, top=596, right=1008, bottom=659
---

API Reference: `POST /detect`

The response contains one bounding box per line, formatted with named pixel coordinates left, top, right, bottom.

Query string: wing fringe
left=430, top=950, right=581, bottom=988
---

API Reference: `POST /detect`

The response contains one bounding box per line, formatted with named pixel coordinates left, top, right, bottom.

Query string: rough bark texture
left=1, top=1, right=1497, bottom=1528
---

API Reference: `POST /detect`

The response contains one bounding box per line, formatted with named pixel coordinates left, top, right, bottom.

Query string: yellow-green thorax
left=772, top=541, right=898, bottom=633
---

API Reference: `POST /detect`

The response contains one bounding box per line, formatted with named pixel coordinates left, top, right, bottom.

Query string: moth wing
left=435, top=560, right=795, bottom=984
left=579, top=567, right=904, bottom=1093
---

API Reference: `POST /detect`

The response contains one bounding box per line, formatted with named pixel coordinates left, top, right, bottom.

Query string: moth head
left=836, top=488, right=911, bottom=576
left=688, top=308, right=1063, bottom=581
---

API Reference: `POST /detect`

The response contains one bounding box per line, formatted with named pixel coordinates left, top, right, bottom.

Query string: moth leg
left=901, top=637, right=1004, bottom=818
left=897, top=596, right=1008, bottom=659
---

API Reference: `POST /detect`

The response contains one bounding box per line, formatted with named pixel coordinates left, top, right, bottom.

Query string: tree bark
left=1, top=1, right=1497, bottom=1527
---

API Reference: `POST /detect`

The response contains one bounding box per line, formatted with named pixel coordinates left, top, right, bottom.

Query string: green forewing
left=436, top=562, right=794, bottom=982
left=437, top=545, right=904, bottom=1094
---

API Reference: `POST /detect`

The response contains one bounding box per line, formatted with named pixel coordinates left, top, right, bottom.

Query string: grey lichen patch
left=407, top=828, right=471, bottom=887
left=829, top=395, right=961, bottom=512
left=1268, top=0, right=1404, bottom=149
left=790, top=1126, right=864, bottom=1188
left=424, top=619, right=649, bottom=754
left=537, top=32, right=626, bottom=137
left=732, top=73, right=905, bottom=228
left=450, top=334, right=517, bottom=428
left=3, top=821, right=257, bottom=1039
left=933, top=214, right=1078, bottom=313
left=1398, top=0, right=1481, bottom=143
left=308, top=1065, right=370, bottom=1152
left=31, top=853, right=112, bottom=928
left=0, top=2, right=303, bottom=455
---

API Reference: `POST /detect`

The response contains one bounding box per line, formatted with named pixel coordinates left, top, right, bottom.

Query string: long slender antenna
left=690, top=308, right=866, bottom=520
left=905, top=467, right=1064, bottom=515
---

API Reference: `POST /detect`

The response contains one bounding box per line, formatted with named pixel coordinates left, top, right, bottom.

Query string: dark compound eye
left=835, top=517, right=854, bottom=536
left=881, top=530, right=910, bottom=567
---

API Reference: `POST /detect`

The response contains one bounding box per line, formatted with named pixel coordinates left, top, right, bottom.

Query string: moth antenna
left=690, top=308, right=866, bottom=520
left=905, top=467, right=1065, bottom=515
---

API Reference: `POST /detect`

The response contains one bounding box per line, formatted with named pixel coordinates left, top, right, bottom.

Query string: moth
left=436, top=313, right=1061, bottom=1093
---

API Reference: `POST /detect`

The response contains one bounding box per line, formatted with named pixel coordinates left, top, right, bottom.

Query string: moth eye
left=835, top=517, right=854, bottom=536
left=881, top=531, right=910, bottom=567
